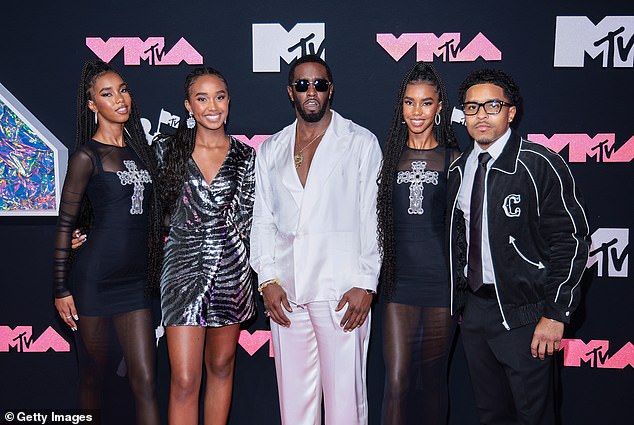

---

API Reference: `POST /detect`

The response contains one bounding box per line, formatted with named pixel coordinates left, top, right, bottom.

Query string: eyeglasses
left=460, top=100, right=514, bottom=116
left=291, top=79, right=331, bottom=92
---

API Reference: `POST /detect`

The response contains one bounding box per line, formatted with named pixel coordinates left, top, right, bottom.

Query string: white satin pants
left=270, top=300, right=371, bottom=425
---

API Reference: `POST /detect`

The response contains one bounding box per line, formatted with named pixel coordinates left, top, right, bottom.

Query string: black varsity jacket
left=447, top=132, right=590, bottom=330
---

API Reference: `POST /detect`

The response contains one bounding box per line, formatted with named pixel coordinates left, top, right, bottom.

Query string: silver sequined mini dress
left=157, top=136, right=256, bottom=327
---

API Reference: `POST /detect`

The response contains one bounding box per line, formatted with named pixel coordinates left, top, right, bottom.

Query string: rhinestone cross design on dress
left=117, top=160, right=152, bottom=215
left=396, top=161, right=438, bottom=214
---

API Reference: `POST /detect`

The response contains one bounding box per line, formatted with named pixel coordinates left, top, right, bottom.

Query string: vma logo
left=528, top=134, right=634, bottom=163
left=0, top=326, right=70, bottom=352
left=554, top=16, right=634, bottom=67
left=586, top=228, right=629, bottom=278
left=377, top=32, right=501, bottom=62
left=561, top=339, right=634, bottom=369
left=252, top=23, right=325, bottom=72
left=86, top=37, right=203, bottom=66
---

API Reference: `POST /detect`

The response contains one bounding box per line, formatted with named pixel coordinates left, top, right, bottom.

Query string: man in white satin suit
left=250, top=54, right=382, bottom=425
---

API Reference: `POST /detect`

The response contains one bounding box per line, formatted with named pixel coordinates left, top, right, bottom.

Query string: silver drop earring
left=94, top=111, right=98, bottom=125
left=186, top=112, right=196, bottom=129
left=434, top=112, right=441, bottom=125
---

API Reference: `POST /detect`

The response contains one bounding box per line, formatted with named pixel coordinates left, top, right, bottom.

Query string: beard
left=474, top=138, right=494, bottom=147
left=293, top=93, right=330, bottom=123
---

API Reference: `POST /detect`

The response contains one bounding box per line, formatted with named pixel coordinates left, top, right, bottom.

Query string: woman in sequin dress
left=377, top=62, right=460, bottom=424
left=53, top=60, right=163, bottom=424
left=155, top=67, right=256, bottom=424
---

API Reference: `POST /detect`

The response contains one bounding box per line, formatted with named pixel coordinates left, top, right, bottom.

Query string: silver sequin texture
left=157, top=137, right=256, bottom=327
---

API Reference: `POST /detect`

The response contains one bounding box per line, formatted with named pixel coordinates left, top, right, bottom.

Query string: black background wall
left=1, top=1, right=632, bottom=424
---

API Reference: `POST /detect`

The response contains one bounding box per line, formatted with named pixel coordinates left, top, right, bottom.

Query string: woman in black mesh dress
left=53, top=60, right=162, bottom=424
left=377, top=62, right=460, bottom=425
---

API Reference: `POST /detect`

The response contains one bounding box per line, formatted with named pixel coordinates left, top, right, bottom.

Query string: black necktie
left=467, top=152, right=492, bottom=292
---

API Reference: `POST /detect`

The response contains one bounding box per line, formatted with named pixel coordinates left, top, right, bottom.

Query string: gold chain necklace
left=294, top=127, right=327, bottom=169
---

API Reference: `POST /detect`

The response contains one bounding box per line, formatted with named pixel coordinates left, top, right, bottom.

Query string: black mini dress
left=390, top=145, right=455, bottom=307
left=53, top=140, right=152, bottom=315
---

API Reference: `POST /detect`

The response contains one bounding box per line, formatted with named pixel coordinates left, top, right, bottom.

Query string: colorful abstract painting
left=0, top=83, right=67, bottom=215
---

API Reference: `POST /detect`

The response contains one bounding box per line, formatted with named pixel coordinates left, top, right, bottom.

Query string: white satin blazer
left=250, top=110, right=382, bottom=304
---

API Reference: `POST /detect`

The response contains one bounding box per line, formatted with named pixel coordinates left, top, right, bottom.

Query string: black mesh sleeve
left=52, top=147, right=95, bottom=298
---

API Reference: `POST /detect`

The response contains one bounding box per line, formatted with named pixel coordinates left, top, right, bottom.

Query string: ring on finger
left=66, top=315, right=72, bottom=319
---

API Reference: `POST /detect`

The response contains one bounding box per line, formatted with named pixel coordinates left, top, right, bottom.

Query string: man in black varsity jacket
left=448, top=68, right=589, bottom=425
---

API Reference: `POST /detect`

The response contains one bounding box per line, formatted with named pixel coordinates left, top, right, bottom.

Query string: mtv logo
left=451, top=107, right=465, bottom=125
left=587, top=228, right=629, bottom=277
left=252, top=23, right=325, bottom=72
left=528, top=133, right=634, bottom=163
left=142, top=108, right=181, bottom=144
left=554, top=16, right=634, bottom=67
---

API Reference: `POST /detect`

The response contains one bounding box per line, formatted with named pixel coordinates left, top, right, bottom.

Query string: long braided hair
left=158, top=67, right=229, bottom=213
left=75, top=59, right=163, bottom=294
left=377, top=62, right=458, bottom=301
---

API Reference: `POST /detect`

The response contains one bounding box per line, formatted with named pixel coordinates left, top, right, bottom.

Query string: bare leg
left=203, top=324, right=241, bottom=425
left=166, top=326, right=206, bottom=425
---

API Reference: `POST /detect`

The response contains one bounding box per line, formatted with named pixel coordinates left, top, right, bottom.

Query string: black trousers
left=461, top=290, right=557, bottom=425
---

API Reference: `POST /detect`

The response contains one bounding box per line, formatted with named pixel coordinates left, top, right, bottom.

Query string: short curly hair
left=458, top=68, right=521, bottom=111
left=287, top=54, right=333, bottom=86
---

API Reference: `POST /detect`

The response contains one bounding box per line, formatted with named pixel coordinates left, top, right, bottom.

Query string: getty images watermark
left=1, top=410, right=97, bottom=424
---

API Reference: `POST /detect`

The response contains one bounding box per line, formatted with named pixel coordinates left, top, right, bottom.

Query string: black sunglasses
left=291, top=79, right=331, bottom=92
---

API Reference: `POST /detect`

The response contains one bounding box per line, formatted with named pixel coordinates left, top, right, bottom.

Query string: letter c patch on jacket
left=502, top=194, right=521, bottom=217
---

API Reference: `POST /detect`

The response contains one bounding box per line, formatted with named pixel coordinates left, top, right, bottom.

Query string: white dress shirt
left=457, top=128, right=512, bottom=285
